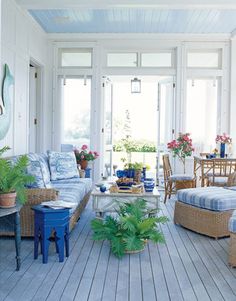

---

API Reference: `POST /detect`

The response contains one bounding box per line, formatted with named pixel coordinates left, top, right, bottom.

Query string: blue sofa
left=14, top=151, right=92, bottom=237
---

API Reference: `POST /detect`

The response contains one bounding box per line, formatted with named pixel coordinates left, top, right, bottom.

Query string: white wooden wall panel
left=2, top=1, right=15, bottom=49
left=14, top=56, right=28, bottom=154
left=1, top=46, right=15, bottom=156
left=15, top=9, right=29, bottom=54
left=0, top=0, right=51, bottom=155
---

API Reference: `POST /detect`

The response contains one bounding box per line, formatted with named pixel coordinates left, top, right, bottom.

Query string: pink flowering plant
left=74, top=145, right=99, bottom=163
left=167, top=133, right=194, bottom=163
left=215, top=133, right=232, bottom=144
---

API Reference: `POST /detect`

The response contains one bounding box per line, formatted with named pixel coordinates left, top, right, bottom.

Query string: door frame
left=28, top=59, right=43, bottom=153
left=100, top=74, right=176, bottom=181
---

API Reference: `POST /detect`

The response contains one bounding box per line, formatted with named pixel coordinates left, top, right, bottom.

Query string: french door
left=156, top=78, right=175, bottom=184
left=102, top=76, right=175, bottom=182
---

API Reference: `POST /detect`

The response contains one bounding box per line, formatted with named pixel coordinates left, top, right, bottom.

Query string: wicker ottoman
left=174, top=187, right=236, bottom=239
left=229, top=211, right=236, bottom=267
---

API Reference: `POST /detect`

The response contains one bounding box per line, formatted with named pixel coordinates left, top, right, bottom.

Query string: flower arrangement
left=215, top=133, right=232, bottom=144
left=74, top=145, right=99, bottom=163
left=167, top=133, right=194, bottom=160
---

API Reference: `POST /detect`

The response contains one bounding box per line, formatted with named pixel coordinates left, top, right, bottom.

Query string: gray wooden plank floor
left=1, top=195, right=236, bottom=301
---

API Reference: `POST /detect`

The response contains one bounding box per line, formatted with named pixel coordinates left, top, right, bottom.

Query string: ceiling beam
left=15, top=0, right=236, bottom=10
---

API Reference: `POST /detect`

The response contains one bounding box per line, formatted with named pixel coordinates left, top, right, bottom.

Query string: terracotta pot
left=134, top=169, right=142, bottom=183
left=80, top=160, right=88, bottom=170
left=0, top=192, right=17, bottom=208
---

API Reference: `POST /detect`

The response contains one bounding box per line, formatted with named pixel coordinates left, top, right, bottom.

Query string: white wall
left=0, top=0, right=52, bottom=155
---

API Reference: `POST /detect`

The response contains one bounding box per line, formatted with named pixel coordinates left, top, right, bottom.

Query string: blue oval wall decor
left=0, top=64, right=14, bottom=140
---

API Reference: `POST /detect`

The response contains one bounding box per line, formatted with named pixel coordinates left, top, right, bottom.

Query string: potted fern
left=0, top=146, right=35, bottom=208
left=91, top=199, right=168, bottom=258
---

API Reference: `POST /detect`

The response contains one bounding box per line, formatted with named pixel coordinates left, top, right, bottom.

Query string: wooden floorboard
left=1, top=196, right=236, bottom=301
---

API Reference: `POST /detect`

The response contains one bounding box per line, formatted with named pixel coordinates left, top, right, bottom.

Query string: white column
left=230, top=38, right=236, bottom=156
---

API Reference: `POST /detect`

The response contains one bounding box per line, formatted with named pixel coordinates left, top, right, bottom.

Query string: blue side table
left=32, top=205, right=70, bottom=264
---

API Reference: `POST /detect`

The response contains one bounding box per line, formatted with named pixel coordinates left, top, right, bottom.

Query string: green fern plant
left=0, top=147, right=35, bottom=204
left=91, top=199, right=168, bottom=258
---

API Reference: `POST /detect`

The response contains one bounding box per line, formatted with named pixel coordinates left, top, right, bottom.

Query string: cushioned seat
left=177, top=186, right=236, bottom=211
left=175, top=187, right=236, bottom=238
left=4, top=151, right=93, bottom=237
left=51, top=178, right=92, bottom=195
left=208, top=176, right=228, bottom=185
left=169, top=174, right=195, bottom=181
left=229, top=210, right=236, bottom=232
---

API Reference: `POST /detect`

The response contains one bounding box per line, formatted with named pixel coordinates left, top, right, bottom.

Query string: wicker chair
left=163, top=154, right=196, bottom=203
left=208, top=159, right=236, bottom=187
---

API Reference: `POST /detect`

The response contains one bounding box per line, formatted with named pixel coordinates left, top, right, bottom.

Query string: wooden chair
left=208, top=159, right=236, bottom=187
left=163, top=154, right=196, bottom=204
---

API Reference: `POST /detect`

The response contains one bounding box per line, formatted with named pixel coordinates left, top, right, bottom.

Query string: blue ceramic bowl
left=100, top=185, right=107, bottom=193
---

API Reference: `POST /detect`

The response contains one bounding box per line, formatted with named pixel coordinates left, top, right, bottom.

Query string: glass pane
left=107, top=53, right=137, bottom=67
left=187, top=52, right=220, bottom=68
left=111, top=77, right=158, bottom=175
left=104, top=83, right=112, bottom=145
left=159, top=82, right=173, bottom=145
left=186, top=79, right=218, bottom=153
left=61, top=49, right=92, bottom=67
left=62, top=78, right=91, bottom=147
left=141, top=53, right=172, bottom=67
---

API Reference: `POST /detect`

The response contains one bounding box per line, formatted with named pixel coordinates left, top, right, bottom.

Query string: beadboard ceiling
left=16, top=1, right=236, bottom=34
left=27, top=9, right=236, bottom=34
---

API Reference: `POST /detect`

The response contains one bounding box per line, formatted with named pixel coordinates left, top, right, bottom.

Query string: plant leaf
left=110, top=236, right=126, bottom=258
left=124, top=236, right=144, bottom=251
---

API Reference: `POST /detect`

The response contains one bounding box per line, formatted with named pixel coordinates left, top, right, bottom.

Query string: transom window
left=106, top=51, right=174, bottom=68
left=59, top=48, right=92, bottom=67
left=187, top=50, right=221, bottom=69
left=141, top=52, right=173, bottom=67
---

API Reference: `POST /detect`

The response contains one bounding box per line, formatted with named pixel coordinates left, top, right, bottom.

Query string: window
left=186, top=78, right=218, bottom=153
left=60, top=49, right=92, bottom=67
left=62, top=78, right=91, bottom=147
left=141, top=52, right=172, bottom=67
left=187, top=51, right=221, bottom=68
left=107, top=53, right=138, bottom=67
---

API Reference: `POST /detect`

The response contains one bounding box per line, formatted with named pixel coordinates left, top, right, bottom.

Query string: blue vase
left=220, top=143, right=225, bottom=158
left=144, top=178, right=155, bottom=192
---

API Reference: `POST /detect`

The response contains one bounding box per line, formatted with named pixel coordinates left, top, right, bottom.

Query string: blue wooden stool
left=33, top=205, right=70, bottom=264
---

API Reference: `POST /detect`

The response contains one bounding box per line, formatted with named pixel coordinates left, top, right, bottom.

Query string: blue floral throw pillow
left=48, top=151, right=79, bottom=181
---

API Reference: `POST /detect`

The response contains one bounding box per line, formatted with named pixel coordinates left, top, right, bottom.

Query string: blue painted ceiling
left=29, top=9, right=236, bottom=33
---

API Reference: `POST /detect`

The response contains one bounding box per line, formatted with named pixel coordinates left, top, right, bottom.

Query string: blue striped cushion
left=170, top=174, right=194, bottom=181
left=51, top=179, right=92, bottom=215
left=177, top=187, right=236, bottom=211
left=229, top=210, right=236, bottom=232
left=51, top=178, right=92, bottom=194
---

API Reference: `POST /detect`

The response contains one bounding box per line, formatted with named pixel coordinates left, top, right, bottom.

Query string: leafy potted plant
left=0, top=146, right=35, bottom=208
left=167, top=133, right=194, bottom=173
left=91, top=199, right=168, bottom=258
left=74, top=144, right=99, bottom=170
